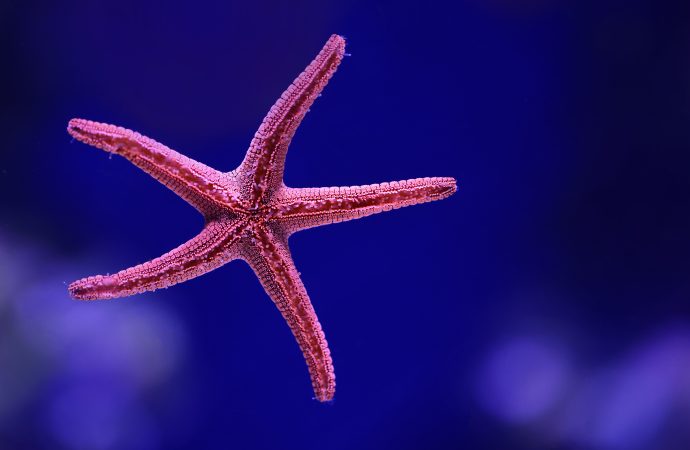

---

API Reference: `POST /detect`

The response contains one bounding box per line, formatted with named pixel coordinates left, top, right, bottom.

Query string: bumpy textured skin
left=67, top=34, right=457, bottom=402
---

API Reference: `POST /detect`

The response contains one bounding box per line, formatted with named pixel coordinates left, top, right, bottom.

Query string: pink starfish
left=67, top=34, right=456, bottom=402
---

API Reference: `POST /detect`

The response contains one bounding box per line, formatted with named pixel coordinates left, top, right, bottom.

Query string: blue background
left=2, top=1, right=690, bottom=449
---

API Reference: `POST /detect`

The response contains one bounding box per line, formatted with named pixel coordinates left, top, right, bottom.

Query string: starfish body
left=68, top=35, right=456, bottom=402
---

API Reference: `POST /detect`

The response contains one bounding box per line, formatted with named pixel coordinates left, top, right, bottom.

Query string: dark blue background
left=2, top=1, right=690, bottom=449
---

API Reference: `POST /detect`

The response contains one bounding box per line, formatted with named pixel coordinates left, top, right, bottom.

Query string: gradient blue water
left=1, top=1, right=690, bottom=449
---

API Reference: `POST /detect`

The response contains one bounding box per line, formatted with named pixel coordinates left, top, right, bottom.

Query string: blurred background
left=1, top=0, right=690, bottom=449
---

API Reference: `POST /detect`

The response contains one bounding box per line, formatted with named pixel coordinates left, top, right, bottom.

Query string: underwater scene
left=1, top=1, right=689, bottom=449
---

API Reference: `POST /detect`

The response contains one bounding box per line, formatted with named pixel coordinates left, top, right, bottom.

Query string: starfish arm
left=68, top=119, right=247, bottom=216
left=242, top=223, right=335, bottom=401
left=69, top=219, right=248, bottom=300
left=238, top=34, right=346, bottom=206
left=274, top=177, right=457, bottom=233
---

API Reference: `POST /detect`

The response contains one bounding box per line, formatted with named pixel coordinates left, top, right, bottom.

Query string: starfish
left=67, top=34, right=456, bottom=402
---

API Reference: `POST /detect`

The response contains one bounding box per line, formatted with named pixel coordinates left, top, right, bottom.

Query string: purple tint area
left=0, top=228, right=188, bottom=449
left=477, top=328, right=690, bottom=449
left=476, top=337, right=571, bottom=424
left=14, top=280, right=184, bottom=388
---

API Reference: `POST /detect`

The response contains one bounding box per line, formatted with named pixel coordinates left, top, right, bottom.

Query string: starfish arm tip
left=66, top=118, right=121, bottom=151
left=314, top=393, right=336, bottom=404
left=444, top=177, right=458, bottom=197
left=67, top=117, right=86, bottom=131
left=330, top=33, right=346, bottom=46
left=328, top=35, right=346, bottom=60
left=66, top=118, right=88, bottom=141
left=68, top=275, right=118, bottom=301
